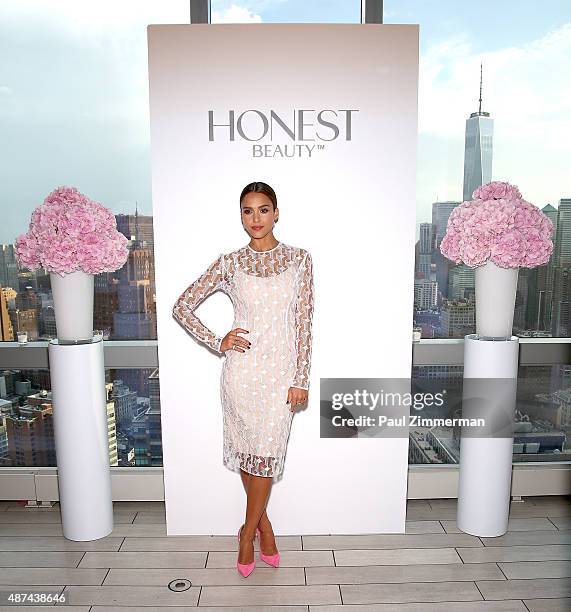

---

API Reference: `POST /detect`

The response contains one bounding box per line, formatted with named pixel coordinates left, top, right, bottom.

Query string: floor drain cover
left=168, top=578, right=192, bottom=592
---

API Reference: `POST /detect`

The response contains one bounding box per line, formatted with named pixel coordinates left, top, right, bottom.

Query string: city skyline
left=0, top=0, right=569, bottom=243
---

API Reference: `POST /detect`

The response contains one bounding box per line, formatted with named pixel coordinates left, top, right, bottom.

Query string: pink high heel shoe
left=236, top=524, right=255, bottom=577
left=256, top=527, right=280, bottom=568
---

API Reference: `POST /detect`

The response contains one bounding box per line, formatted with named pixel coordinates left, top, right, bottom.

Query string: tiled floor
left=0, top=496, right=570, bottom=611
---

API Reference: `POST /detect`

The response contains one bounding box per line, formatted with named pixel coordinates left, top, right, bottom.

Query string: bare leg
left=239, top=469, right=278, bottom=554
left=238, top=467, right=278, bottom=563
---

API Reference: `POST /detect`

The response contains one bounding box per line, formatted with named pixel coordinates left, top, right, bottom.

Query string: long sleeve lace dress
left=172, top=241, right=314, bottom=478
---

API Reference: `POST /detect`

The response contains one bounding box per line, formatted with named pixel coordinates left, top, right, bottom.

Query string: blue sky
left=212, top=0, right=570, bottom=51
left=384, top=0, right=570, bottom=52
left=1, top=0, right=570, bottom=242
left=211, top=0, right=361, bottom=23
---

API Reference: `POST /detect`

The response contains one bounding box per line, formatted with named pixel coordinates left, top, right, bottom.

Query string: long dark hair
left=240, top=182, right=277, bottom=211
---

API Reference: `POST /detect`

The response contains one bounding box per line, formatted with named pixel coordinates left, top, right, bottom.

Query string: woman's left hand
left=287, top=387, right=308, bottom=412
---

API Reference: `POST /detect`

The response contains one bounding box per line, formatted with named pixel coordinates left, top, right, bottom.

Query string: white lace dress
left=172, top=241, right=314, bottom=478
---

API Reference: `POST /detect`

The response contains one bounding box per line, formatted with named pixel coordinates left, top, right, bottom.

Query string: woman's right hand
left=220, top=328, right=251, bottom=353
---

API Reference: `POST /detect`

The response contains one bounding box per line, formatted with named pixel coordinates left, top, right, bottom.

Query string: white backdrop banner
left=148, top=23, right=419, bottom=535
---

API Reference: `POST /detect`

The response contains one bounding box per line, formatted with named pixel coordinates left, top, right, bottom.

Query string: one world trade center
left=463, top=63, right=494, bottom=202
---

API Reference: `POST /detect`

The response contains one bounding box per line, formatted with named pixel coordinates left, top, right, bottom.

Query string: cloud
left=211, top=3, right=263, bottom=23
left=419, top=23, right=571, bottom=145
left=417, top=23, right=571, bottom=208
left=0, top=0, right=185, bottom=33
left=0, top=1, right=190, bottom=129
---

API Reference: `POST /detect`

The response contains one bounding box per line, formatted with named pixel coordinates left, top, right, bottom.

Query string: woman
left=172, top=181, right=314, bottom=578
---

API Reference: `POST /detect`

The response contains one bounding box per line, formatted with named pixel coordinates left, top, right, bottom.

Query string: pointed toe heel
left=237, top=559, right=256, bottom=577
left=255, top=527, right=281, bottom=568
left=259, top=551, right=281, bottom=567
left=237, top=524, right=255, bottom=577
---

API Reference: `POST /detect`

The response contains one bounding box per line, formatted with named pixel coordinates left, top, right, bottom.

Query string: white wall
left=148, top=23, right=419, bottom=535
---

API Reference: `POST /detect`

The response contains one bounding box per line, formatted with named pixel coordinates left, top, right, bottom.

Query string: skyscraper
left=416, top=223, right=433, bottom=280
left=463, top=63, right=494, bottom=202
left=431, top=201, right=460, bottom=299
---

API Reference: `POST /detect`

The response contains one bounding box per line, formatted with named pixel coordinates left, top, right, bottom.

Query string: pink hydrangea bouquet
left=15, top=186, right=129, bottom=277
left=440, top=181, right=554, bottom=268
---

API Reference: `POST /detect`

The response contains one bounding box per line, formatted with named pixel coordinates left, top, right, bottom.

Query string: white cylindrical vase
left=50, top=271, right=94, bottom=342
left=474, top=261, right=519, bottom=340
left=475, top=261, right=519, bottom=339
left=49, top=335, right=113, bottom=541
left=457, top=334, right=519, bottom=537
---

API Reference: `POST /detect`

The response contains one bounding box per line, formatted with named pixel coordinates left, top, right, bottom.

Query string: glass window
left=210, top=0, right=362, bottom=23
left=0, top=0, right=189, bottom=342
left=384, top=1, right=571, bottom=339
left=2, top=364, right=568, bottom=468
left=411, top=364, right=571, bottom=465
left=0, top=368, right=162, bottom=467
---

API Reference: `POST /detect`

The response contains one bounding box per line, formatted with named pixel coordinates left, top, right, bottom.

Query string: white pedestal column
left=48, top=335, right=113, bottom=541
left=457, top=334, right=519, bottom=537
